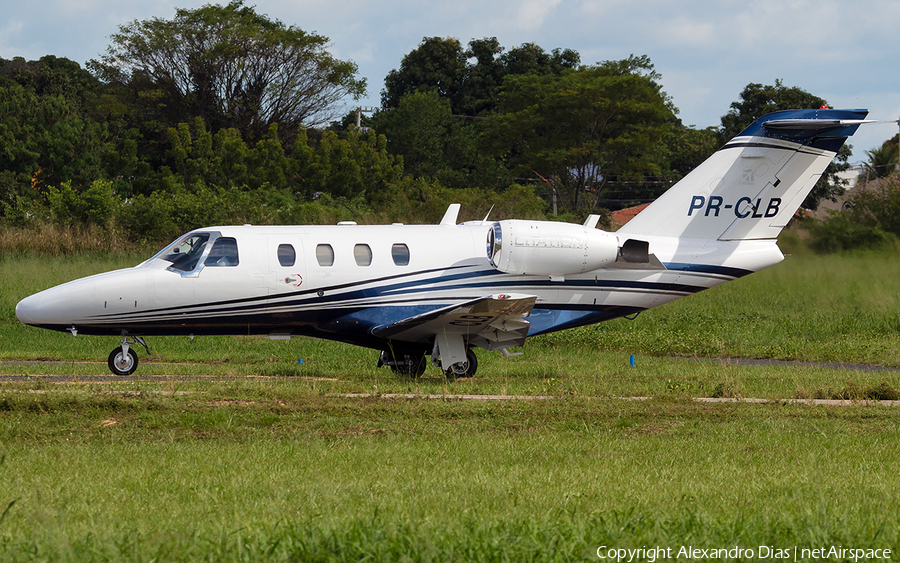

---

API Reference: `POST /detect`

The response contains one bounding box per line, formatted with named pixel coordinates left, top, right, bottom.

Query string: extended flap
left=371, top=293, right=536, bottom=348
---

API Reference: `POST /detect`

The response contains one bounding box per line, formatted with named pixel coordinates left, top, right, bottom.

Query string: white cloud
left=654, top=16, right=717, bottom=48
left=0, top=20, right=25, bottom=41
left=0, top=21, right=25, bottom=59
left=577, top=0, right=631, bottom=18
left=513, top=0, right=562, bottom=31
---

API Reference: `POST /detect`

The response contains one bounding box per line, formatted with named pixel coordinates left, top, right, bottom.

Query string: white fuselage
left=15, top=220, right=783, bottom=349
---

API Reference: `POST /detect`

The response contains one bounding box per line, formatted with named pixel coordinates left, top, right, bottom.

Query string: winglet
left=583, top=215, right=601, bottom=229
left=440, top=204, right=461, bottom=226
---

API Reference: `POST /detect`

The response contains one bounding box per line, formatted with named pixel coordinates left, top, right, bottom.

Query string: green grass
left=3, top=248, right=900, bottom=560
left=548, top=246, right=900, bottom=366
left=1, top=393, right=900, bottom=561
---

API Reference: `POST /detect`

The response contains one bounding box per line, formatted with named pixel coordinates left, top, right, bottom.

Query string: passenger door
left=269, top=238, right=307, bottom=296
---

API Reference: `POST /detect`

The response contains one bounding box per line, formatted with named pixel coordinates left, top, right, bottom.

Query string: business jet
left=16, top=108, right=870, bottom=377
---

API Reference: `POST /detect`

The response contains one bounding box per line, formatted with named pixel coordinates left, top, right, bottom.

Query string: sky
left=2, top=0, right=899, bottom=162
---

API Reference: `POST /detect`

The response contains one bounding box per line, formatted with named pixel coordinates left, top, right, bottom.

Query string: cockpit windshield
left=145, top=231, right=219, bottom=274
left=143, top=229, right=240, bottom=277
left=163, top=233, right=211, bottom=272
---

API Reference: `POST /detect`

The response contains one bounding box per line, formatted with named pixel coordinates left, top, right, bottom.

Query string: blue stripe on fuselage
left=75, top=263, right=740, bottom=343
left=662, top=263, right=752, bottom=278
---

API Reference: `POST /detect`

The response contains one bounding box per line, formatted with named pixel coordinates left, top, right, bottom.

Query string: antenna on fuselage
left=483, top=205, right=494, bottom=222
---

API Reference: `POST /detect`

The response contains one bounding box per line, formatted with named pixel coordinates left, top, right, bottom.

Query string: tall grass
left=0, top=224, right=145, bottom=258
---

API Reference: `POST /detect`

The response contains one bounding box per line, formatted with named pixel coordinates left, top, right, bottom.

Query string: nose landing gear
left=107, top=336, right=150, bottom=376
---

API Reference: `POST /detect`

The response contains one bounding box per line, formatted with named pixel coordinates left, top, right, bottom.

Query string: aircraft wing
left=371, top=293, right=536, bottom=351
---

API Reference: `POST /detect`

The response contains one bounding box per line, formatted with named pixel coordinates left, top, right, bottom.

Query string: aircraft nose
left=16, top=292, right=52, bottom=326
left=15, top=279, right=96, bottom=328
left=16, top=270, right=144, bottom=330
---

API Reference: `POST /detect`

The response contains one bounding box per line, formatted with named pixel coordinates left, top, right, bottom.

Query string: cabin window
left=391, top=243, right=410, bottom=266
left=277, top=244, right=296, bottom=267
left=354, top=244, right=372, bottom=266
left=316, top=244, right=334, bottom=267
left=204, top=237, right=239, bottom=267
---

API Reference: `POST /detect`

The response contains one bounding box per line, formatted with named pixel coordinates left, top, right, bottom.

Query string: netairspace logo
left=595, top=545, right=893, bottom=562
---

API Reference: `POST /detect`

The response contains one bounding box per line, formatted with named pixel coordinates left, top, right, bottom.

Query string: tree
left=89, top=1, right=366, bottom=142
left=458, top=38, right=505, bottom=116
left=381, top=37, right=468, bottom=113
left=666, top=124, right=719, bottom=178
left=370, top=90, right=511, bottom=190
left=0, top=56, right=99, bottom=110
left=381, top=37, right=580, bottom=116
left=0, top=56, right=112, bottom=210
left=0, top=82, right=108, bottom=213
left=863, top=135, right=899, bottom=180
left=377, top=38, right=581, bottom=193
left=499, top=43, right=580, bottom=77
left=808, top=173, right=900, bottom=252
left=372, top=91, right=453, bottom=178
left=719, top=80, right=829, bottom=141
left=719, top=80, right=850, bottom=210
left=292, top=128, right=404, bottom=201
left=482, top=55, right=675, bottom=214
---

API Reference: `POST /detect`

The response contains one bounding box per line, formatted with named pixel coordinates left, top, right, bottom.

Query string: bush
left=46, top=179, right=117, bottom=227
left=807, top=211, right=896, bottom=253
left=804, top=174, right=900, bottom=253
left=116, top=191, right=179, bottom=243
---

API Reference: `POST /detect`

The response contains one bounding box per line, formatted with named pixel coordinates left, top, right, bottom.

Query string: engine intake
left=486, top=220, right=619, bottom=276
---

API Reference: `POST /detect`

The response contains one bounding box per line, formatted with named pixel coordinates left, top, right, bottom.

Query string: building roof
left=611, top=203, right=651, bottom=227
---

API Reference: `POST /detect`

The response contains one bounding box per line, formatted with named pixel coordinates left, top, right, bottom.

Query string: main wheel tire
left=408, top=353, right=427, bottom=377
left=444, top=349, right=477, bottom=379
left=108, top=348, right=139, bottom=376
left=381, top=350, right=427, bottom=377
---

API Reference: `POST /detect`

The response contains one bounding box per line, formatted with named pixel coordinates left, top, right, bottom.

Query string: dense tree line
left=0, top=1, right=863, bottom=248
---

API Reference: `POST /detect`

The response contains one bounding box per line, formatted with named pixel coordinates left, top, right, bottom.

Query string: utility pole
left=355, top=106, right=377, bottom=130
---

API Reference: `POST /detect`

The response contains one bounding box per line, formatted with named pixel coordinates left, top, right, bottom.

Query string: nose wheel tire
left=108, top=348, right=139, bottom=376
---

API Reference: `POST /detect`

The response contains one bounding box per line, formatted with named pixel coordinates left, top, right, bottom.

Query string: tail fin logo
left=740, top=169, right=755, bottom=185
left=689, top=196, right=781, bottom=219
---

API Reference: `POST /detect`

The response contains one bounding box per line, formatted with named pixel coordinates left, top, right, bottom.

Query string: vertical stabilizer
left=619, top=109, right=869, bottom=241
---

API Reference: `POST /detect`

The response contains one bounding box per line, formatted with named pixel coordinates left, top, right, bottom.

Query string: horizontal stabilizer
left=763, top=118, right=875, bottom=131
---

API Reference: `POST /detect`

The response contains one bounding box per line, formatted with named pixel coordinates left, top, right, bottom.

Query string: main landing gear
left=377, top=345, right=479, bottom=379
left=439, top=348, right=478, bottom=380
left=108, top=336, right=150, bottom=376
left=377, top=348, right=427, bottom=377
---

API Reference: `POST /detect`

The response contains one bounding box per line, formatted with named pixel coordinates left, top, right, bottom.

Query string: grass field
left=2, top=245, right=900, bottom=561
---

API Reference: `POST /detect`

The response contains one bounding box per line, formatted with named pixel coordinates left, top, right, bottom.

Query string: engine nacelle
left=486, top=220, right=619, bottom=276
